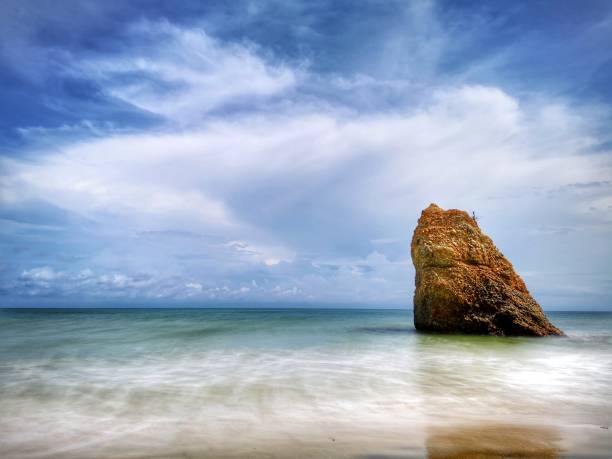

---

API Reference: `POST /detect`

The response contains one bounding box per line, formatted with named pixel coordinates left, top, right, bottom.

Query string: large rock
left=411, top=204, right=563, bottom=336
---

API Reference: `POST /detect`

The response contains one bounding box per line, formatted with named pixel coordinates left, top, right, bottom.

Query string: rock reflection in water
left=426, top=423, right=561, bottom=458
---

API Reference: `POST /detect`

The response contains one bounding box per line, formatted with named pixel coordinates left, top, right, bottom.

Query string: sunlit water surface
left=0, top=308, right=610, bottom=458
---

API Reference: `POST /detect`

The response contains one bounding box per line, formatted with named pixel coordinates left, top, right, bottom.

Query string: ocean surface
left=0, top=308, right=610, bottom=458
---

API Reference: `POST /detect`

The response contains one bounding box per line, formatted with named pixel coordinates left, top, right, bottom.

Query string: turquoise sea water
left=0, top=308, right=611, bottom=458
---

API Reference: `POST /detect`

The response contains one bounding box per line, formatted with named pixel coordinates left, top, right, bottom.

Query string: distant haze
left=1, top=1, right=611, bottom=309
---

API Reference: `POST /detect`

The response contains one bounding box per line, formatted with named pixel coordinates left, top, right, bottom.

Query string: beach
left=0, top=308, right=610, bottom=458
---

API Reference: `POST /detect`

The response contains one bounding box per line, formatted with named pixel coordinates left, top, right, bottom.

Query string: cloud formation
left=69, top=20, right=297, bottom=122
left=1, top=1, right=611, bottom=308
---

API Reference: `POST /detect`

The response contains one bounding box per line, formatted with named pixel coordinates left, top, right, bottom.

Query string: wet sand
left=3, top=419, right=610, bottom=458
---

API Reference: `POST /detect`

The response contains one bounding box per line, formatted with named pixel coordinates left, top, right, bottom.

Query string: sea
left=0, top=308, right=610, bottom=458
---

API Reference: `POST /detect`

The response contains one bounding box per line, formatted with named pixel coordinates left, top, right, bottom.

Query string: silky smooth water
left=0, top=308, right=611, bottom=458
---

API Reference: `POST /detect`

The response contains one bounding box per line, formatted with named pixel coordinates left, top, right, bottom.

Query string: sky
left=0, top=0, right=611, bottom=309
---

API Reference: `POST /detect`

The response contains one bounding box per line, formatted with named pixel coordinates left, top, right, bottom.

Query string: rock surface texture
left=411, top=204, right=563, bottom=336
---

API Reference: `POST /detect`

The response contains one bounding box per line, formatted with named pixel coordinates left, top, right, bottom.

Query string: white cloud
left=3, top=87, right=610, bottom=307
left=185, top=282, right=203, bottom=293
left=264, top=258, right=281, bottom=266
left=21, top=266, right=63, bottom=282
left=226, top=241, right=294, bottom=266
left=70, top=20, right=297, bottom=122
left=6, top=85, right=607, bottom=239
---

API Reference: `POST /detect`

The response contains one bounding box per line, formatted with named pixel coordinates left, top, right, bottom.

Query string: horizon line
left=1, top=306, right=610, bottom=313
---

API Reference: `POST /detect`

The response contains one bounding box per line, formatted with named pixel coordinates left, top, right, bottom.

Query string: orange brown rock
left=411, top=203, right=563, bottom=336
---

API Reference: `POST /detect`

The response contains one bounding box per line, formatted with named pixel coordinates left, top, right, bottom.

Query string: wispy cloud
left=67, top=20, right=297, bottom=123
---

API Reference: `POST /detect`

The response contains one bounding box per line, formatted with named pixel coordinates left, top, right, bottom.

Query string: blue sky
left=1, top=0, right=611, bottom=309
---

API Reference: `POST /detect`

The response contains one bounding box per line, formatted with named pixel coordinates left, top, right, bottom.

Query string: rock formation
left=411, top=204, right=563, bottom=336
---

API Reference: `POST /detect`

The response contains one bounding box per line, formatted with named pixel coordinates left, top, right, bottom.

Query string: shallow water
left=0, top=308, right=610, bottom=458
